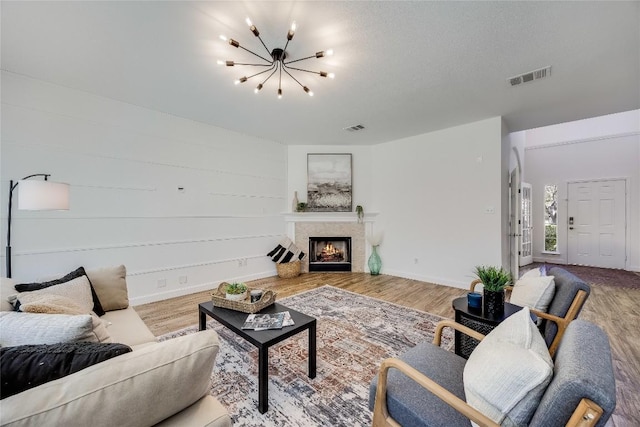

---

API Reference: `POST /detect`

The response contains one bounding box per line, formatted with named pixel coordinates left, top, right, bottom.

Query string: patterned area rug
left=159, top=286, right=453, bottom=426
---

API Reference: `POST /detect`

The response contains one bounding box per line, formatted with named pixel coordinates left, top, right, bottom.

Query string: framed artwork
left=307, top=153, right=352, bottom=212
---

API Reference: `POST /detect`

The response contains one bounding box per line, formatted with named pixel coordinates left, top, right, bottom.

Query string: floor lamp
left=6, top=174, right=69, bottom=278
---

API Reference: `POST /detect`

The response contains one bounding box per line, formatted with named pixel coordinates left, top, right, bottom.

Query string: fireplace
left=309, top=237, right=352, bottom=272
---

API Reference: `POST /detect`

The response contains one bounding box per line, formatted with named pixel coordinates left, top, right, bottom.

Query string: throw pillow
left=0, top=342, right=132, bottom=399
left=19, top=294, right=112, bottom=343
left=510, top=276, right=556, bottom=315
left=86, top=265, right=129, bottom=311
left=0, top=312, right=98, bottom=346
left=464, top=307, right=553, bottom=426
left=15, top=267, right=105, bottom=315
left=10, top=275, right=94, bottom=313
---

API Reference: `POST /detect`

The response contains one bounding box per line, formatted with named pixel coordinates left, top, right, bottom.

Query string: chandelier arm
left=281, top=67, right=306, bottom=89
left=232, top=62, right=274, bottom=67
left=238, top=45, right=273, bottom=64
left=283, top=55, right=317, bottom=65
left=284, top=65, right=323, bottom=75
left=255, top=34, right=273, bottom=58
left=245, top=66, right=279, bottom=80
left=260, top=66, right=279, bottom=85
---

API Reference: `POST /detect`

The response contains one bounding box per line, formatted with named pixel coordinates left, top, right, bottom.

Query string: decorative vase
left=483, top=289, right=505, bottom=315
left=292, top=191, right=299, bottom=213
left=368, top=245, right=382, bottom=275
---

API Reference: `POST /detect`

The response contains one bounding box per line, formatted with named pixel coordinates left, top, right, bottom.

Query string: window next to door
left=544, top=184, right=559, bottom=253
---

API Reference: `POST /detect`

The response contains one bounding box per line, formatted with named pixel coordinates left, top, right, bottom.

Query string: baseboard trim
left=130, top=270, right=275, bottom=306
left=382, top=269, right=469, bottom=290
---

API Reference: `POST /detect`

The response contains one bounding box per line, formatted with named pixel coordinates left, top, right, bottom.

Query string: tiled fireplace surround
left=284, top=212, right=378, bottom=273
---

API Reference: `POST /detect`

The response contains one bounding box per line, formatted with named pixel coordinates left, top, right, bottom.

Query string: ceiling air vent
left=508, top=66, right=551, bottom=87
left=344, top=124, right=365, bottom=132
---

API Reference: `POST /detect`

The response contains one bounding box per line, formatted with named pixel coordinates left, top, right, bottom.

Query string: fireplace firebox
left=309, top=237, right=352, bottom=272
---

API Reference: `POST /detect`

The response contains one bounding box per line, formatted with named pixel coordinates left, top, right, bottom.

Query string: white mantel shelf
left=283, top=212, right=379, bottom=223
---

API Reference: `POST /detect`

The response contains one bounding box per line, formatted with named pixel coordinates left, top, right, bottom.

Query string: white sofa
left=0, top=266, right=231, bottom=427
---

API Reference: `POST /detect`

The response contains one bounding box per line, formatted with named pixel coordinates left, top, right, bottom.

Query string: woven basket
left=276, top=260, right=301, bottom=278
left=211, top=283, right=276, bottom=313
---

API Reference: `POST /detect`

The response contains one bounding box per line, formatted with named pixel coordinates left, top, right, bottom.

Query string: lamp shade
left=17, top=180, right=70, bottom=210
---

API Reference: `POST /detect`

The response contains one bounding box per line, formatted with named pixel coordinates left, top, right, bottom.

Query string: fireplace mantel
left=284, top=212, right=379, bottom=273
left=283, top=212, right=379, bottom=223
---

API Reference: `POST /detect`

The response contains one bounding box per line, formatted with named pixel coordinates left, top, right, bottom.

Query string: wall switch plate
left=157, top=279, right=167, bottom=288
left=179, top=275, right=187, bottom=284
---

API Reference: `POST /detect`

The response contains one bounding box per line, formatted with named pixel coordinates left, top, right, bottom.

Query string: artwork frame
left=307, top=153, right=352, bottom=212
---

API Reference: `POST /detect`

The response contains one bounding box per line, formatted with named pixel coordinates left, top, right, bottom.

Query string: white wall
left=287, top=145, right=373, bottom=212
left=0, top=72, right=288, bottom=304
left=523, top=110, right=640, bottom=271
left=370, top=117, right=504, bottom=288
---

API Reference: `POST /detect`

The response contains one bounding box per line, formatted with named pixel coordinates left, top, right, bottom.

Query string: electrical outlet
left=238, top=259, right=243, bottom=267
left=179, top=275, right=187, bottom=284
left=243, top=258, right=248, bottom=267
left=157, top=279, right=167, bottom=288
left=484, top=206, right=495, bottom=214
left=414, top=258, right=419, bottom=264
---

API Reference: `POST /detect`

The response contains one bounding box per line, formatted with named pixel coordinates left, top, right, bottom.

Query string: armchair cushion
left=530, top=320, right=616, bottom=427
left=510, top=276, right=556, bottom=318
left=369, top=341, right=470, bottom=427
left=464, top=307, right=553, bottom=426
left=543, top=267, right=590, bottom=347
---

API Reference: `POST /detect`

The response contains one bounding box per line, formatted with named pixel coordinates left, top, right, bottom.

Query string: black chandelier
left=219, top=18, right=334, bottom=98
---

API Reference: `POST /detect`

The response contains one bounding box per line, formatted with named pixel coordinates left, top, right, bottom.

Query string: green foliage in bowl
left=473, top=266, right=511, bottom=291
left=225, top=282, right=248, bottom=295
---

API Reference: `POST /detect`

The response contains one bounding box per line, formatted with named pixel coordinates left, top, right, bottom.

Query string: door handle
left=569, top=227, right=574, bottom=230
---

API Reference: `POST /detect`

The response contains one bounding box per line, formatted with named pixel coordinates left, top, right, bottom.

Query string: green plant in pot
left=473, top=265, right=511, bottom=315
left=225, top=282, right=248, bottom=301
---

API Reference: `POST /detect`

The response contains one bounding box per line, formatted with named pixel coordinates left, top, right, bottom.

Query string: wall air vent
left=508, top=66, right=551, bottom=87
left=344, top=124, right=365, bottom=132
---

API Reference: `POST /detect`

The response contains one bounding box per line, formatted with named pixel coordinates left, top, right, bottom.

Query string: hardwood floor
left=135, top=271, right=640, bottom=426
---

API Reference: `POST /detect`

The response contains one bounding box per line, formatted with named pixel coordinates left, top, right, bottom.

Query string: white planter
left=225, top=291, right=247, bottom=301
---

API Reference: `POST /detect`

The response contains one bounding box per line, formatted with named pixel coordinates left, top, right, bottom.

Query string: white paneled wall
left=1, top=72, right=287, bottom=304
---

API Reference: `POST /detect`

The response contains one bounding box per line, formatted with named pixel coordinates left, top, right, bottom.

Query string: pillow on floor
left=0, top=342, right=131, bottom=399
left=464, top=307, right=553, bottom=426
left=18, top=294, right=112, bottom=343
left=0, top=312, right=99, bottom=346
left=510, top=276, right=556, bottom=316
left=15, top=267, right=105, bottom=315
left=86, top=265, right=129, bottom=311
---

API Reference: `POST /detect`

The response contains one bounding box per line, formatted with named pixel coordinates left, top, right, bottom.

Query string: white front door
left=567, top=179, right=626, bottom=269
left=520, top=183, right=533, bottom=266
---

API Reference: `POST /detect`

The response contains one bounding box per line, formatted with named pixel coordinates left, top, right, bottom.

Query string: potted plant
left=473, top=265, right=511, bottom=315
left=225, top=282, right=248, bottom=301
left=296, top=202, right=307, bottom=212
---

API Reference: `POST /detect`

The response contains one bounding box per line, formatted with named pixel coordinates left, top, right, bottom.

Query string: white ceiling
left=2, top=1, right=639, bottom=146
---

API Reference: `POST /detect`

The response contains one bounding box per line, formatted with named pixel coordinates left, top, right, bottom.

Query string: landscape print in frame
left=307, top=153, right=352, bottom=212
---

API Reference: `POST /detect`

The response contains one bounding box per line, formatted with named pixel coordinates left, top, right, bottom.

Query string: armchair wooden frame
left=469, top=279, right=589, bottom=357
left=372, top=319, right=605, bottom=427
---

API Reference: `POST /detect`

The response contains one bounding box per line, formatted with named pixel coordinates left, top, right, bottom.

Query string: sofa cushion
left=0, top=329, right=222, bottom=427
left=0, top=312, right=99, bottom=346
left=18, top=294, right=112, bottom=343
left=100, top=306, right=156, bottom=347
left=14, top=267, right=105, bottom=315
left=154, top=396, right=232, bottom=427
left=510, top=276, right=556, bottom=322
left=464, top=307, right=553, bottom=426
left=0, top=278, right=17, bottom=312
left=0, top=342, right=131, bottom=399
left=86, top=265, right=129, bottom=311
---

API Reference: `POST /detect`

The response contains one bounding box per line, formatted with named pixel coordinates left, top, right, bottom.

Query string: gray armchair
left=369, top=319, right=616, bottom=427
